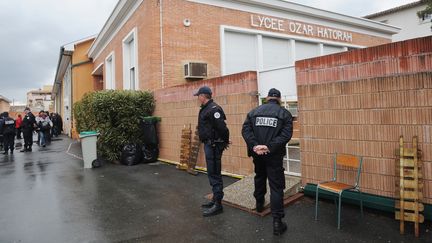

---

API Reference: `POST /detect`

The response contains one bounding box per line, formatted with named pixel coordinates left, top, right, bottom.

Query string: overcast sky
left=0, top=0, right=419, bottom=104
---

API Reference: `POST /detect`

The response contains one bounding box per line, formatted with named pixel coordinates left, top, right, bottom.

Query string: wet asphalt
left=0, top=135, right=431, bottom=243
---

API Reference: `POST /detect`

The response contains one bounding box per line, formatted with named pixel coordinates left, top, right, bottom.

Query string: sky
left=0, top=0, right=420, bottom=104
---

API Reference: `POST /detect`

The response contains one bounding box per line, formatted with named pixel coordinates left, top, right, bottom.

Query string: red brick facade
left=297, top=36, right=432, bottom=203
left=90, top=0, right=396, bottom=176
left=93, top=0, right=393, bottom=91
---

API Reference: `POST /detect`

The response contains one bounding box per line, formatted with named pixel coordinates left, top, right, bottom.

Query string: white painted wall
left=63, top=64, right=72, bottom=136
left=368, top=4, right=431, bottom=42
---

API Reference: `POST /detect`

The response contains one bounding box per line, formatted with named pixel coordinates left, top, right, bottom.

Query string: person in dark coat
left=0, top=112, right=5, bottom=151
left=51, top=113, right=63, bottom=137
left=2, top=112, right=16, bottom=155
left=242, top=88, right=293, bottom=236
left=195, top=86, right=230, bottom=217
left=20, top=107, right=36, bottom=152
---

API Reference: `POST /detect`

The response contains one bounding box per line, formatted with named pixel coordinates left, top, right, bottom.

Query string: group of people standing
left=195, top=86, right=293, bottom=236
left=0, top=107, right=63, bottom=154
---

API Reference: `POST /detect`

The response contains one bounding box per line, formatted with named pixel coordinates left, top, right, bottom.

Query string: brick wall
left=154, top=71, right=258, bottom=175
left=296, top=36, right=432, bottom=203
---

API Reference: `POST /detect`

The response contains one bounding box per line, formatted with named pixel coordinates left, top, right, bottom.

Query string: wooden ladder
left=395, top=136, right=424, bottom=237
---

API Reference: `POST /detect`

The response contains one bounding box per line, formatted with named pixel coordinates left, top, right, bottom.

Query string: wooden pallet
left=177, top=124, right=191, bottom=170
left=187, top=126, right=200, bottom=175
left=395, top=136, right=424, bottom=238
left=177, top=124, right=199, bottom=175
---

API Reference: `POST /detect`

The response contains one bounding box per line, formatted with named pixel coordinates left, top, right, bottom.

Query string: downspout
left=53, top=47, right=65, bottom=113
left=63, top=51, right=73, bottom=137
left=159, top=0, right=165, bottom=88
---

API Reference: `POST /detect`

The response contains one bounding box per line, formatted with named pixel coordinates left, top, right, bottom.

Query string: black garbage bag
left=120, top=144, right=143, bottom=166
left=140, top=119, right=158, bottom=146
left=142, top=144, right=159, bottom=163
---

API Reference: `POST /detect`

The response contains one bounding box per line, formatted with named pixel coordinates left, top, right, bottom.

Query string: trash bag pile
left=120, top=144, right=143, bottom=166
left=120, top=117, right=160, bottom=166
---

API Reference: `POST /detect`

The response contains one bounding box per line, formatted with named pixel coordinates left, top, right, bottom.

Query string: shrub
left=74, top=90, right=155, bottom=161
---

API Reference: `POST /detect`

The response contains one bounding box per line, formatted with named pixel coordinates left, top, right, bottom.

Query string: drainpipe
left=159, top=0, right=165, bottom=88
left=63, top=51, right=73, bottom=137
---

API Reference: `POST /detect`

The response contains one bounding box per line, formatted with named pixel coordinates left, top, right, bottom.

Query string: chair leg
left=337, top=193, right=342, bottom=230
left=315, top=186, right=319, bottom=220
left=359, top=191, right=364, bottom=217
left=334, top=197, right=338, bottom=211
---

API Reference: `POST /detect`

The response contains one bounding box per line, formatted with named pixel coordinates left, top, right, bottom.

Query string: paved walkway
left=0, top=136, right=430, bottom=242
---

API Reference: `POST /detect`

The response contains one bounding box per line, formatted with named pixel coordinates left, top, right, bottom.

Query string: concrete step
left=222, top=174, right=302, bottom=210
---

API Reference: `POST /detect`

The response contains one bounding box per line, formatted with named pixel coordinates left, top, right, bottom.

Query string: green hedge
left=74, top=90, right=155, bottom=161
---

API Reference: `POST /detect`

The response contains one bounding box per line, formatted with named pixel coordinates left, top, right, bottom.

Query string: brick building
left=0, top=95, right=11, bottom=113
left=26, top=85, right=54, bottom=113
left=88, top=0, right=399, bottom=176
left=52, top=36, right=103, bottom=138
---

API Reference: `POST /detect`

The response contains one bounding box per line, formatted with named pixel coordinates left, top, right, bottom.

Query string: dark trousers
left=204, top=143, right=224, bottom=202
left=16, top=128, right=22, bottom=139
left=23, top=129, right=33, bottom=149
left=3, top=133, right=15, bottom=152
left=253, top=154, right=286, bottom=219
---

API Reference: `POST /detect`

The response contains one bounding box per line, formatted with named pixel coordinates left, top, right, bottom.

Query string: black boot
left=10, top=149, right=13, bottom=154
left=256, top=200, right=264, bottom=213
left=273, top=218, right=287, bottom=236
left=202, top=201, right=223, bottom=217
left=2, top=150, right=8, bottom=155
left=201, top=200, right=215, bottom=209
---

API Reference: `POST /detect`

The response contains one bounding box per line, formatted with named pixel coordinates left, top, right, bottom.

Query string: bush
left=74, top=90, right=155, bottom=161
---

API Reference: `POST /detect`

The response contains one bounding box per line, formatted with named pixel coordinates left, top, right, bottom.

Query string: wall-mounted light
left=183, top=19, right=191, bottom=27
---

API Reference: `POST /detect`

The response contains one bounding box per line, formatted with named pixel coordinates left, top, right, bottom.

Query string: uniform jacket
left=197, top=99, right=229, bottom=145
left=242, top=99, right=293, bottom=157
left=3, top=117, right=16, bottom=135
left=22, top=112, right=36, bottom=131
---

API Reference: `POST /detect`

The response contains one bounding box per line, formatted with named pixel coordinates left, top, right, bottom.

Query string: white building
left=27, top=85, right=54, bottom=113
left=365, top=0, right=431, bottom=42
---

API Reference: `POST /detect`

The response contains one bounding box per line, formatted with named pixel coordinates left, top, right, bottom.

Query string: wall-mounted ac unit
left=184, top=62, right=207, bottom=79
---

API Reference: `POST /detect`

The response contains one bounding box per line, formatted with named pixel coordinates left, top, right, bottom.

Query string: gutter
left=72, top=60, right=92, bottom=68
left=52, top=47, right=65, bottom=99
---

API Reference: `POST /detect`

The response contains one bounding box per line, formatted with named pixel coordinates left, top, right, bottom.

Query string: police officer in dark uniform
left=2, top=112, right=16, bottom=155
left=241, top=88, right=293, bottom=236
left=20, top=107, right=36, bottom=152
left=0, top=112, right=5, bottom=151
left=194, top=86, right=230, bottom=217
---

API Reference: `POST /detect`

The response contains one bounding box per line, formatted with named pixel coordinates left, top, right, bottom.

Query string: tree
left=417, top=0, right=432, bottom=30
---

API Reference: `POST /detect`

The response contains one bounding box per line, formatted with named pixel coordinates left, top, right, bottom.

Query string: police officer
left=241, top=88, right=293, bottom=236
left=0, top=112, right=5, bottom=151
left=20, top=107, right=36, bottom=152
left=2, top=112, right=15, bottom=155
left=194, top=86, right=229, bottom=217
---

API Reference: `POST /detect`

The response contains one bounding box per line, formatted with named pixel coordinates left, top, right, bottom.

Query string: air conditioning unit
left=184, top=62, right=207, bottom=79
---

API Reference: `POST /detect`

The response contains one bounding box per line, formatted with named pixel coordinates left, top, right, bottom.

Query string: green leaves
left=74, top=90, right=155, bottom=161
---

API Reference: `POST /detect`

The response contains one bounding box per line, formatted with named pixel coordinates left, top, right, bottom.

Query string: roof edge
left=364, top=0, right=424, bottom=19
left=88, top=0, right=143, bottom=60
